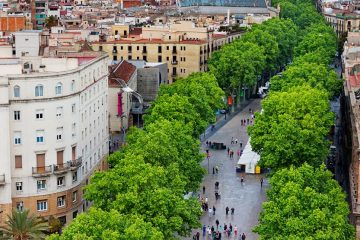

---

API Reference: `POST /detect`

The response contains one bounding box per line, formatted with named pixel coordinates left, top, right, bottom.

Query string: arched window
left=55, top=83, right=62, bottom=95
left=14, top=85, right=20, bottom=98
left=35, top=85, right=44, bottom=97
left=71, top=80, right=75, bottom=92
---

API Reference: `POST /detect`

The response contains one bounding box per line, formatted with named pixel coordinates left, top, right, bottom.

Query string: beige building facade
left=91, top=21, right=241, bottom=83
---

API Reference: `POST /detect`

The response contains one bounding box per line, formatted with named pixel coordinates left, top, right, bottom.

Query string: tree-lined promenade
left=2, top=0, right=351, bottom=238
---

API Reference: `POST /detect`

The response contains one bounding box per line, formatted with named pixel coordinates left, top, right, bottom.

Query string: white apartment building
left=0, top=48, right=109, bottom=226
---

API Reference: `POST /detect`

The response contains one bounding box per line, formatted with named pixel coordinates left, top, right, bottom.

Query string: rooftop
left=109, top=60, right=137, bottom=86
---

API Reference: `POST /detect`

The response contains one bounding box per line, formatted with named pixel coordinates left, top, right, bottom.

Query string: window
left=128, top=55, right=132, bottom=60
left=57, top=176, right=65, bottom=187
left=14, top=85, right=20, bottom=98
left=72, top=171, right=78, bottom=182
left=136, top=46, right=139, bottom=51
left=36, top=130, right=44, bottom=143
left=158, top=56, right=162, bottom=62
left=56, top=107, right=63, bottom=118
left=14, top=111, right=20, bottom=120
left=143, top=56, right=147, bottom=61
left=37, top=200, right=48, bottom=211
left=71, top=80, right=75, bottom=91
left=56, top=127, right=63, bottom=140
left=14, top=132, right=21, bottom=145
left=73, top=211, right=78, bottom=219
left=35, top=85, right=43, bottom=97
left=72, top=123, right=76, bottom=137
left=36, top=109, right=44, bottom=119
left=16, top=182, right=23, bottom=191
left=16, top=202, right=24, bottom=212
left=55, top=83, right=62, bottom=95
left=72, top=191, right=77, bottom=202
left=166, top=46, right=169, bottom=50
left=15, top=155, right=22, bottom=169
left=158, top=46, right=162, bottom=53
left=37, top=180, right=46, bottom=190
left=57, top=196, right=66, bottom=208
left=113, top=55, right=117, bottom=61
left=72, top=104, right=76, bottom=113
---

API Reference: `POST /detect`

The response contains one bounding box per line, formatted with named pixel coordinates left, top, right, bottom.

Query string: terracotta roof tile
left=109, top=60, right=136, bottom=86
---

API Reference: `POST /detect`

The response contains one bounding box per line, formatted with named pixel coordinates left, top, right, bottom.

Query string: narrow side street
left=186, top=99, right=267, bottom=240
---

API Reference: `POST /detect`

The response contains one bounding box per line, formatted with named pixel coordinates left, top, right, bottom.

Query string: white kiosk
left=236, top=138, right=261, bottom=174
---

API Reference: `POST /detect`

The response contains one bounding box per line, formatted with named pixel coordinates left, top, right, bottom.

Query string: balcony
left=142, top=49, right=147, bottom=54
left=200, top=50, right=203, bottom=54
left=70, top=157, right=82, bottom=170
left=172, top=73, right=177, bottom=77
left=200, top=60, right=203, bottom=65
left=32, top=166, right=52, bottom=177
left=53, top=162, right=71, bottom=175
left=112, top=49, right=117, bottom=53
left=171, top=61, right=178, bottom=65
left=0, top=174, right=5, bottom=185
left=172, top=50, right=177, bottom=54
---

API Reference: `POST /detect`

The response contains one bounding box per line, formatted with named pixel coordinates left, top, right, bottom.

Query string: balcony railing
left=0, top=174, right=5, bottom=185
left=32, top=166, right=52, bottom=177
left=53, top=162, right=71, bottom=175
left=142, top=49, right=147, bottom=54
left=171, top=61, right=178, bottom=65
left=172, top=50, right=177, bottom=54
left=70, top=157, right=82, bottom=170
left=112, top=49, right=117, bottom=53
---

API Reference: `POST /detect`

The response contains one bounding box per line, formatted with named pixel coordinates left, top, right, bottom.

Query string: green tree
left=0, top=209, right=48, bottom=240
left=241, top=29, right=280, bottom=76
left=253, top=18, right=298, bottom=69
left=248, top=85, right=334, bottom=171
left=254, top=164, right=355, bottom=240
left=84, top=154, right=201, bottom=239
left=144, top=93, right=205, bottom=137
left=46, top=208, right=164, bottom=240
left=45, top=16, right=58, bottom=29
left=270, top=61, right=342, bottom=97
left=47, top=216, right=61, bottom=234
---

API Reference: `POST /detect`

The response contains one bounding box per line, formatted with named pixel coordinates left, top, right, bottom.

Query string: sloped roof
left=108, top=60, right=136, bottom=87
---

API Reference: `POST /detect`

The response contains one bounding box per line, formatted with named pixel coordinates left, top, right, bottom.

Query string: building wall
left=324, top=14, right=360, bottom=36
left=108, top=72, right=137, bottom=133
left=14, top=31, right=41, bottom=57
left=0, top=54, right=109, bottom=226
left=0, top=16, right=26, bottom=32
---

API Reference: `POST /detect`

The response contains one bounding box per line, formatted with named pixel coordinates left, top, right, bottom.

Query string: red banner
left=117, top=92, right=123, bottom=116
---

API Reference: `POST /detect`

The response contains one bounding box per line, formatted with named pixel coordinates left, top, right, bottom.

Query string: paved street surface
left=186, top=99, right=267, bottom=240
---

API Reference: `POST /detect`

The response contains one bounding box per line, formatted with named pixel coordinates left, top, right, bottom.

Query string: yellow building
left=91, top=21, right=241, bottom=83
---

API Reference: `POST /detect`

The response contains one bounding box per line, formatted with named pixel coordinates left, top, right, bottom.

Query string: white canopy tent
left=236, top=138, right=260, bottom=174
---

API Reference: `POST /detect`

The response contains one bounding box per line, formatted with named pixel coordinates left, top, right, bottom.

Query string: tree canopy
left=248, top=85, right=334, bottom=171
left=254, top=164, right=355, bottom=240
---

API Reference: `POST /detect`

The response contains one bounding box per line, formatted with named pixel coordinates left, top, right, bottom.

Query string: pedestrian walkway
left=186, top=99, right=267, bottom=240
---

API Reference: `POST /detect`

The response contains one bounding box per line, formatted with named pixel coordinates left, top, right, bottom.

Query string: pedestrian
left=196, top=232, right=200, bottom=240
left=208, top=208, right=213, bottom=217
left=213, top=167, right=215, bottom=175
left=211, top=226, right=215, bottom=233
left=234, top=225, right=238, bottom=236
left=226, top=206, right=229, bottom=215
left=229, top=224, right=233, bottom=233
left=235, top=138, right=238, bottom=144
left=205, top=197, right=208, bottom=203
left=215, top=181, right=219, bottom=189
left=207, top=226, right=212, bottom=236
left=241, top=119, right=243, bottom=125
left=224, top=224, right=227, bottom=233
left=249, top=108, right=252, bottom=113
left=218, top=224, right=223, bottom=232
left=260, top=177, right=264, bottom=188
left=240, top=142, right=243, bottom=148
left=241, top=176, right=244, bottom=184
left=215, top=219, right=219, bottom=229
left=203, top=224, right=206, bottom=237
left=206, top=140, right=209, bottom=146
left=231, top=137, right=234, bottom=144
left=237, top=149, right=240, bottom=156
left=203, top=185, right=206, bottom=194
left=213, top=206, right=216, bottom=215
left=247, top=118, right=249, bottom=124
left=215, top=166, right=219, bottom=174
left=241, top=233, right=246, bottom=240
left=227, top=147, right=230, bottom=155
left=215, top=191, right=219, bottom=200
left=231, top=207, right=234, bottom=215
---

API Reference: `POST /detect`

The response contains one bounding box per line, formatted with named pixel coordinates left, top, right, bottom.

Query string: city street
left=186, top=99, right=267, bottom=240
